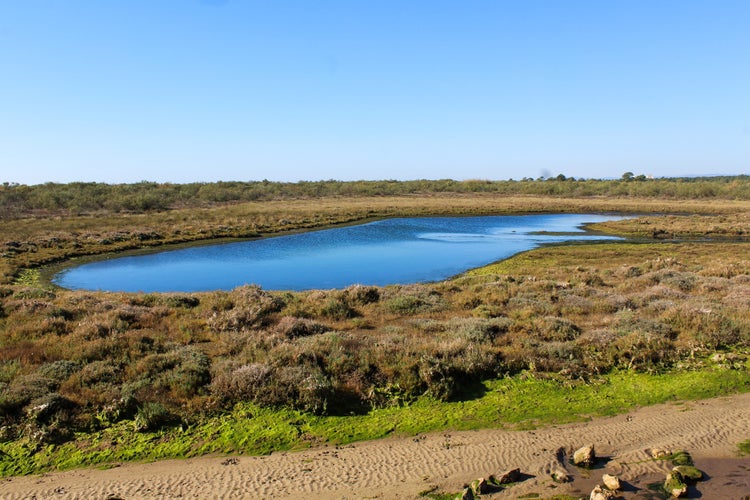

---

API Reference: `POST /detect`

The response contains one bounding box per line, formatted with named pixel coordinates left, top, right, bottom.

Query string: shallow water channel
left=54, top=214, right=626, bottom=292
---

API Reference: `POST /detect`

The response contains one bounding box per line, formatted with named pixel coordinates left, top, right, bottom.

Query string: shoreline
left=3, top=392, right=748, bottom=499
left=49, top=213, right=630, bottom=293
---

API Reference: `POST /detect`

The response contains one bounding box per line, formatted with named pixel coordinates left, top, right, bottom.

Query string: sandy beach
left=2, top=392, right=749, bottom=499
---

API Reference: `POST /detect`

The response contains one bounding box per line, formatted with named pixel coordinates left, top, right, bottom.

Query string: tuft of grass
left=13, top=269, right=42, bottom=286
left=738, top=439, right=750, bottom=456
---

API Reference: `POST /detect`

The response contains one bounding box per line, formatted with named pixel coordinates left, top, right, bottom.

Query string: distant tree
left=621, top=172, right=635, bottom=182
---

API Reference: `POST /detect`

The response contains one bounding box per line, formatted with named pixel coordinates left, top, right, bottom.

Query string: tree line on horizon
left=1, top=175, right=748, bottom=219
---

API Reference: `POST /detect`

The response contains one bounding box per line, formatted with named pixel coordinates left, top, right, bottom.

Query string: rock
left=492, top=468, right=521, bottom=484
left=590, top=485, right=616, bottom=500
left=673, top=465, right=703, bottom=482
left=664, top=470, right=688, bottom=497
left=550, top=465, right=571, bottom=483
left=456, top=487, right=474, bottom=500
left=470, top=478, right=490, bottom=495
left=650, top=448, right=671, bottom=459
left=573, top=444, right=596, bottom=467
left=602, top=473, right=621, bottom=490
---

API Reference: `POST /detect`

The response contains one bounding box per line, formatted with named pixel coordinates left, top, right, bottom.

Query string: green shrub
left=167, top=346, right=211, bottom=398
left=0, top=373, right=55, bottom=419
left=0, top=360, right=21, bottom=384
left=135, top=346, right=211, bottom=399
left=448, top=317, right=510, bottom=343
left=537, top=317, right=581, bottom=342
left=164, top=295, right=200, bottom=308
left=37, top=360, right=80, bottom=384
left=210, top=362, right=272, bottom=403
left=95, top=394, right=139, bottom=426
left=275, top=316, right=330, bottom=339
left=281, top=365, right=333, bottom=414
left=244, top=365, right=334, bottom=414
left=320, top=298, right=358, bottom=320
left=418, top=357, right=459, bottom=401
left=48, top=307, right=75, bottom=321
left=613, top=331, right=676, bottom=372
left=343, top=285, right=380, bottom=305
left=471, top=303, right=505, bottom=318
left=26, top=393, right=77, bottom=425
left=133, top=402, right=177, bottom=432
left=75, top=360, right=122, bottom=387
left=385, top=296, right=425, bottom=314
left=207, top=286, right=284, bottom=331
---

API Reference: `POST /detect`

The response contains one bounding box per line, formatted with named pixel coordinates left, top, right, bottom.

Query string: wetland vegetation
left=0, top=176, right=749, bottom=476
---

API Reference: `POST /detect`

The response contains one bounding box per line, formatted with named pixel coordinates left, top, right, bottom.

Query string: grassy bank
left=1, top=364, right=747, bottom=477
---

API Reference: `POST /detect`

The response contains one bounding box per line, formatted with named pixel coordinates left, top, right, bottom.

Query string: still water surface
left=54, top=214, right=626, bottom=292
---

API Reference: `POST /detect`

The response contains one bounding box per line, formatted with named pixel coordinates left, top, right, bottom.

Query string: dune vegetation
left=0, top=176, right=749, bottom=476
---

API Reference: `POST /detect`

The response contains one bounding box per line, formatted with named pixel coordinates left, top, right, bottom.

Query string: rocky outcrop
left=573, top=444, right=596, bottom=467
left=664, top=469, right=688, bottom=498
left=602, top=473, right=621, bottom=491
left=456, top=487, right=474, bottom=500
left=491, top=468, right=520, bottom=484
left=550, top=464, right=571, bottom=483
left=650, top=447, right=671, bottom=459
left=590, top=484, right=616, bottom=500
left=469, top=478, right=490, bottom=495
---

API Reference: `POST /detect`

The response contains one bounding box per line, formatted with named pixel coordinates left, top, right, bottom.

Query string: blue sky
left=1, top=1, right=748, bottom=185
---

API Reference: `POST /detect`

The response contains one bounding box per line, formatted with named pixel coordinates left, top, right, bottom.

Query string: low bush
left=210, top=362, right=272, bottom=403
left=133, top=402, right=178, bottom=432
left=207, top=286, right=284, bottom=332
left=274, top=316, right=330, bottom=339
left=446, top=317, right=510, bottom=343
left=319, top=297, right=358, bottom=320
left=164, top=295, right=200, bottom=308
left=36, top=360, right=79, bottom=384
left=384, top=295, right=424, bottom=314
left=343, top=284, right=380, bottom=305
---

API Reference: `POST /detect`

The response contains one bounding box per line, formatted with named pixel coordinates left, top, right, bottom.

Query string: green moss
left=673, top=465, right=703, bottom=482
left=738, top=439, right=750, bottom=455
left=13, top=268, right=41, bottom=286
left=421, top=491, right=460, bottom=500
left=668, top=450, right=694, bottom=466
left=664, top=469, right=687, bottom=496
left=1, top=365, right=748, bottom=478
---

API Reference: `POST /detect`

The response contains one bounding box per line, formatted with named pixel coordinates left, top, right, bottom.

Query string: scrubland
left=0, top=177, right=748, bottom=476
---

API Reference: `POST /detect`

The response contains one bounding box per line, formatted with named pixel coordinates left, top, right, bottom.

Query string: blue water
left=54, top=214, right=626, bottom=292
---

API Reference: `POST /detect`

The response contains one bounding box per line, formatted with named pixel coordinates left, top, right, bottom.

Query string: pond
left=53, top=214, right=627, bottom=292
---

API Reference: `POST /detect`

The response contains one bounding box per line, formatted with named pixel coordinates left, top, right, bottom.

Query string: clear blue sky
left=1, top=1, right=748, bottom=185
